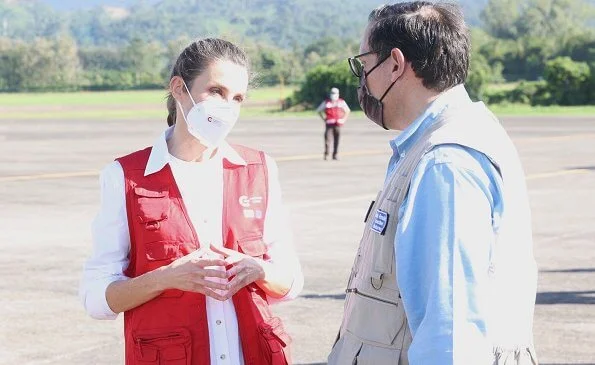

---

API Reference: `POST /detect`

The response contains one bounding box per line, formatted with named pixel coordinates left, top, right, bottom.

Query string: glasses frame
left=347, top=50, right=390, bottom=78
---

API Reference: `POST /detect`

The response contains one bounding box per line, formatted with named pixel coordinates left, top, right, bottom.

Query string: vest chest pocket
left=133, top=187, right=170, bottom=231
left=133, top=327, right=191, bottom=365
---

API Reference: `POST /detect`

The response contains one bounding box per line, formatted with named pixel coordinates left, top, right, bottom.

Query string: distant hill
left=38, top=0, right=486, bottom=21
left=34, top=0, right=160, bottom=10
left=1, top=0, right=487, bottom=49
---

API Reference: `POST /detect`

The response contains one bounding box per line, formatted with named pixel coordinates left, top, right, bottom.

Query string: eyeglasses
left=347, top=50, right=390, bottom=78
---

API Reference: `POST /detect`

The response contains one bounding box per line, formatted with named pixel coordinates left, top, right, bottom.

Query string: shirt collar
left=389, top=84, right=471, bottom=158
left=144, top=126, right=246, bottom=176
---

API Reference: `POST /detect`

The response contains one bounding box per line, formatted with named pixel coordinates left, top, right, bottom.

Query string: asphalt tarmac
left=1, top=114, right=594, bottom=364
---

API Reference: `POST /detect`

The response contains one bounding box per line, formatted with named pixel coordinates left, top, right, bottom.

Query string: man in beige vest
left=328, top=2, right=538, bottom=364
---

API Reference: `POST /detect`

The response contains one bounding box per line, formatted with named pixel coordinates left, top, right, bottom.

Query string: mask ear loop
left=182, top=80, right=198, bottom=106
left=174, top=79, right=196, bottom=124
left=176, top=100, right=188, bottom=123
left=379, top=79, right=397, bottom=102
left=374, top=80, right=396, bottom=131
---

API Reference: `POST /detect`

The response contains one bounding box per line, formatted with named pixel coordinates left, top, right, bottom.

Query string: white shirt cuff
left=80, top=276, right=122, bottom=320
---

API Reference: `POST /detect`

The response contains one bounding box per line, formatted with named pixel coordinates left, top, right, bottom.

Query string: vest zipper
left=345, top=287, right=397, bottom=306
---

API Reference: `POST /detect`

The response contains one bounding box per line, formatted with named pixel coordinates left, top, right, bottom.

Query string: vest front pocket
left=144, top=240, right=185, bottom=298
left=145, top=240, right=180, bottom=262
left=132, top=327, right=191, bottom=365
left=327, top=333, right=363, bottom=365
left=257, top=316, right=291, bottom=365
left=344, top=290, right=405, bottom=346
left=354, top=343, right=401, bottom=365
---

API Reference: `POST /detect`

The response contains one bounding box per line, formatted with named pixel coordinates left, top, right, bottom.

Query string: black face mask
left=357, top=56, right=397, bottom=130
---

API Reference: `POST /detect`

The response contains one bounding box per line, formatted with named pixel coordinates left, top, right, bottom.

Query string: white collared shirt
left=80, top=127, right=303, bottom=365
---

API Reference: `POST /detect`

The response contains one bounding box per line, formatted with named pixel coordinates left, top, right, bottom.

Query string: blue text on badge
left=371, top=209, right=389, bottom=235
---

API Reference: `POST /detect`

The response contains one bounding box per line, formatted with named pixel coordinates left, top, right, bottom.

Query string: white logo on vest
left=239, top=195, right=263, bottom=219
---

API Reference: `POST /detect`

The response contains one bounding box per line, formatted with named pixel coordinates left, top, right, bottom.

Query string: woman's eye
left=210, top=88, right=223, bottom=96
left=234, top=96, right=245, bottom=103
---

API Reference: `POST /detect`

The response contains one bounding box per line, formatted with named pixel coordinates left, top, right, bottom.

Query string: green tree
left=481, top=0, right=595, bottom=81
left=161, top=36, right=192, bottom=83
left=53, top=35, right=81, bottom=89
left=249, top=45, right=300, bottom=86
left=0, top=38, right=25, bottom=91
left=588, top=63, right=595, bottom=103
left=122, top=38, right=166, bottom=88
left=1, top=36, right=81, bottom=91
left=481, top=0, right=522, bottom=40
left=543, top=57, right=591, bottom=105
left=466, top=53, right=503, bottom=101
left=292, top=63, right=359, bottom=109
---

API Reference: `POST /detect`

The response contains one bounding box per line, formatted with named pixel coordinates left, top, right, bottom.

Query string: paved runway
left=0, top=113, right=594, bottom=364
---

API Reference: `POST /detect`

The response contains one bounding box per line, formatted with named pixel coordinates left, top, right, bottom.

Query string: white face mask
left=177, top=81, right=240, bottom=148
left=330, top=94, right=339, bottom=101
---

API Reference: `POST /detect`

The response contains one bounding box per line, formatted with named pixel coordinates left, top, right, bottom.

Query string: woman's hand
left=159, top=248, right=230, bottom=301
left=210, top=244, right=266, bottom=299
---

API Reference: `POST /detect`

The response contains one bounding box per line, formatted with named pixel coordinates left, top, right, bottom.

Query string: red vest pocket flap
left=134, top=186, right=169, bottom=198
left=237, top=236, right=268, bottom=257
left=134, top=187, right=170, bottom=223
left=258, top=316, right=292, bottom=349
left=146, top=241, right=180, bottom=261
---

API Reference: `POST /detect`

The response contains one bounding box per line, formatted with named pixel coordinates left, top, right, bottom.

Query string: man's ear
left=389, top=48, right=406, bottom=82
left=169, top=76, right=185, bottom=103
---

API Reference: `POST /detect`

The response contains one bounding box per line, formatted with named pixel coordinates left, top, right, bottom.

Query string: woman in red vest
left=80, top=38, right=303, bottom=365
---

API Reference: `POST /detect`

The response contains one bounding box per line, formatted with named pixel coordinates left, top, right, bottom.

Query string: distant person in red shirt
left=316, top=87, right=351, bottom=160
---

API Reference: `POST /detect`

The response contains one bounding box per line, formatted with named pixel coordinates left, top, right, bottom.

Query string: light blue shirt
left=388, top=85, right=504, bottom=364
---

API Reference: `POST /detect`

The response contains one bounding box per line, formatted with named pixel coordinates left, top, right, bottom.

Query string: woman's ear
left=169, top=76, right=185, bottom=103
left=389, top=48, right=406, bottom=83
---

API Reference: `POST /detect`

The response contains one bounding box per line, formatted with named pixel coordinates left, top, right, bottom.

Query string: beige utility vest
left=328, top=102, right=538, bottom=365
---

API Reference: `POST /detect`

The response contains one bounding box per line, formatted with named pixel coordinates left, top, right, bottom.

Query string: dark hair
left=166, top=38, right=250, bottom=126
left=367, top=1, right=470, bottom=92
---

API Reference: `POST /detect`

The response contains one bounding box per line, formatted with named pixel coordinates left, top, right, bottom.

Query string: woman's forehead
left=203, top=59, right=248, bottom=92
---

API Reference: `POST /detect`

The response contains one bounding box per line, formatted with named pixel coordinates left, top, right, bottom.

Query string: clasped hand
left=163, top=244, right=265, bottom=301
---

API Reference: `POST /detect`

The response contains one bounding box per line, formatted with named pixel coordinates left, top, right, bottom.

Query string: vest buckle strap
left=145, top=221, right=161, bottom=231
left=371, top=272, right=384, bottom=290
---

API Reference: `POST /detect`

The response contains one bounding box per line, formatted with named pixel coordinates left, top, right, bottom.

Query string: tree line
left=0, top=0, right=594, bottom=107
left=0, top=34, right=351, bottom=92
left=293, top=0, right=595, bottom=108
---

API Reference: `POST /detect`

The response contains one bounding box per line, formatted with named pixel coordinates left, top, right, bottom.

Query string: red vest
left=324, top=98, right=345, bottom=125
left=117, top=145, right=291, bottom=365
